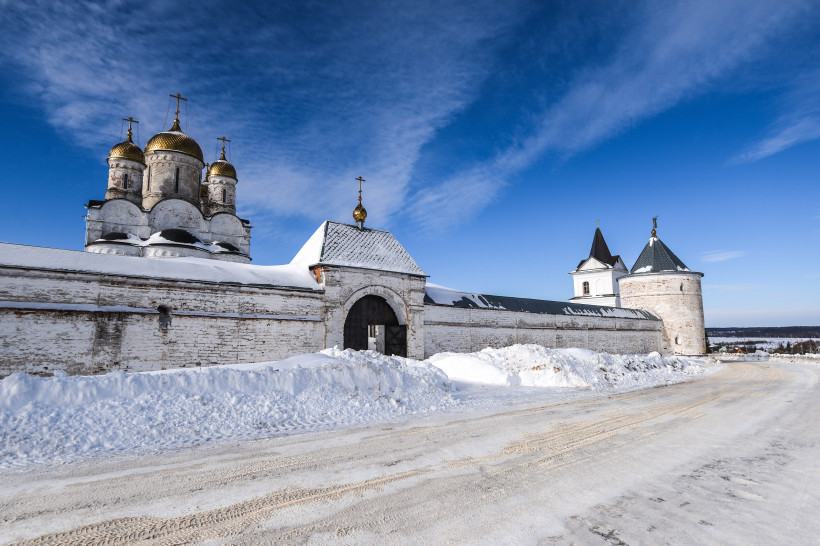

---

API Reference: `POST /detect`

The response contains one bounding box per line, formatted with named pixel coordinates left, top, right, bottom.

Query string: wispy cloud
left=0, top=0, right=527, bottom=227
left=411, top=0, right=811, bottom=230
left=732, top=67, right=820, bottom=163
left=701, top=250, right=746, bottom=263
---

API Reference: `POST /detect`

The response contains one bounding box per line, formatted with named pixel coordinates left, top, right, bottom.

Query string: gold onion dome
left=208, top=148, right=237, bottom=179
left=353, top=202, right=367, bottom=223
left=109, top=132, right=144, bottom=164
left=144, top=118, right=204, bottom=163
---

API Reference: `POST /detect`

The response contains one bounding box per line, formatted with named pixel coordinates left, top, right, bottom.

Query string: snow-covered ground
left=710, top=336, right=820, bottom=350
left=0, top=345, right=710, bottom=469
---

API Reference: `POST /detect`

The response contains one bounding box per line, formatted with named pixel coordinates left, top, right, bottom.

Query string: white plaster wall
left=143, top=151, right=203, bottom=210
left=319, top=266, right=427, bottom=359
left=423, top=304, right=662, bottom=357
left=619, top=272, right=706, bottom=355
left=106, top=158, right=144, bottom=204
left=0, top=266, right=325, bottom=376
left=206, top=174, right=237, bottom=215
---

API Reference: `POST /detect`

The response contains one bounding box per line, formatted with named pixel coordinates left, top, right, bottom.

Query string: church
left=0, top=95, right=706, bottom=377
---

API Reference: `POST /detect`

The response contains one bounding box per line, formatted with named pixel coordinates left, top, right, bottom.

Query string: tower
left=204, top=137, right=238, bottom=215
left=618, top=218, right=705, bottom=355
left=105, top=117, right=145, bottom=205
left=569, top=224, right=628, bottom=307
left=142, top=94, right=205, bottom=210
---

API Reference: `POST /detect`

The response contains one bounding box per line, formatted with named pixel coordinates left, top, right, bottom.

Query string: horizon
left=1, top=1, right=818, bottom=328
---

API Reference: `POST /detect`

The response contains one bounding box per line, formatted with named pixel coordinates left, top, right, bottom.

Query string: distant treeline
left=707, top=326, right=820, bottom=338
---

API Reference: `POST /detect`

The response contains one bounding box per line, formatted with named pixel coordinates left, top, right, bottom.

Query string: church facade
left=0, top=97, right=705, bottom=377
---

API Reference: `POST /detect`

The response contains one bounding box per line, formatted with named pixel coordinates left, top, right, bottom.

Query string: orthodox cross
left=169, top=93, right=187, bottom=119
left=652, top=216, right=658, bottom=237
left=122, top=117, right=139, bottom=140
left=596, top=219, right=599, bottom=228
left=217, top=136, right=231, bottom=160
left=355, top=176, right=365, bottom=204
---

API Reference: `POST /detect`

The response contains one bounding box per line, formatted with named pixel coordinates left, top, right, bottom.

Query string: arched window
left=147, top=166, right=151, bottom=190
left=222, top=188, right=227, bottom=203
left=582, top=281, right=590, bottom=295
left=175, top=168, right=180, bottom=193
left=123, top=173, right=129, bottom=189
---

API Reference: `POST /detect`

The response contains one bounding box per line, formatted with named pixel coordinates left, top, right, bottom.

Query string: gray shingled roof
left=310, top=221, right=426, bottom=276
left=630, top=236, right=690, bottom=274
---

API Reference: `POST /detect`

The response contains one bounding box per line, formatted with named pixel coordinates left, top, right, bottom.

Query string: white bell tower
left=569, top=223, right=628, bottom=307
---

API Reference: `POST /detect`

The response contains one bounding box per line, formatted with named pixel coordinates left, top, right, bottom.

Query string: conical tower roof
left=630, top=235, right=690, bottom=274
left=589, top=227, right=616, bottom=266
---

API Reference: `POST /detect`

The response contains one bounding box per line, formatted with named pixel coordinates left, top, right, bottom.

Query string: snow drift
left=428, top=345, right=707, bottom=390
left=0, top=345, right=710, bottom=469
left=0, top=349, right=455, bottom=468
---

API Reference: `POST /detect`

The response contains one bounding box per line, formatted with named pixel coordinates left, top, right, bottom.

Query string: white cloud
left=701, top=250, right=746, bottom=263
left=0, top=0, right=527, bottom=228
left=411, top=0, right=810, bottom=229
left=732, top=67, right=820, bottom=163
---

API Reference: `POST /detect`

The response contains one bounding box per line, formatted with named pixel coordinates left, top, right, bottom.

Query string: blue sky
left=0, top=0, right=818, bottom=327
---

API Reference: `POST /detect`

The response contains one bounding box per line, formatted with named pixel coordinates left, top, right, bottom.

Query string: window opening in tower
left=175, top=168, right=180, bottom=193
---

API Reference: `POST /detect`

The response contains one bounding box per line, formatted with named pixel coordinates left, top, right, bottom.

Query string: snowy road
left=2, top=359, right=819, bottom=544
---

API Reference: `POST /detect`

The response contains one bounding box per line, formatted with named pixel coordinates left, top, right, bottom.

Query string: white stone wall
left=424, top=304, right=662, bottom=357
left=85, top=199, right=251, bottom=258
left=105, top=157, right=144, bottom=204
left=143, top=151, right=204, bottom=210
left=618, top=272, right=705, bottom=355
left=318, top=266, right=427, bottom=359
left=570, top=265, right=627, bottom=306
left=0, top=266, right=325, bottom=376
left=206, top=173, right=237, bottom=215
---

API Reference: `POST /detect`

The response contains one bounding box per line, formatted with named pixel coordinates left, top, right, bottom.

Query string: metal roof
left=303, top=221, right=426, bottom=276
left=630, top=236, right=691, bottom=274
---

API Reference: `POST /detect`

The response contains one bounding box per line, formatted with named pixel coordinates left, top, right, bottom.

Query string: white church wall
left=0, top=265, right=326, bottom=376
left=423, top=304, right=662, bottom=357
left=319, top=266, right=426, bottom=359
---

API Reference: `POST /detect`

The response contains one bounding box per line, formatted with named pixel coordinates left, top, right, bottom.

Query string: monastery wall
left=0, top=265, right=325, bottom=377
left=423, top=304, right=663, bottom=357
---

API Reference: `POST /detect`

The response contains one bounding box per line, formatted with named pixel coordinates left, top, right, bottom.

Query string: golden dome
left=353, top=202, right=367, bottom=223
left=207, top=149, right=237, bottom=179
left=108, top=133, right=144, bottom=164
left=144, top=119, right=204, bottom=163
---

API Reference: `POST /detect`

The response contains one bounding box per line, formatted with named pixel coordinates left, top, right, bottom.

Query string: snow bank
left=0, top=349, right=455, bottom=468
left=428, top=344, right=708, bottom=390
left=0, top=345, right=712, bottom=469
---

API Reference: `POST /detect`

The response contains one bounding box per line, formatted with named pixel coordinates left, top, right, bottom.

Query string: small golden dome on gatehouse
left=353, top=202, right=367, bottom=223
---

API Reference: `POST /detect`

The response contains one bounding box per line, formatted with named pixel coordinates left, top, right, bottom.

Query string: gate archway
left=343, top=295, right=406, bottom=357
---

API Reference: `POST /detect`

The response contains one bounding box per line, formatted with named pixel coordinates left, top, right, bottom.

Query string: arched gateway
left=343, top=295, right=407, bottom=357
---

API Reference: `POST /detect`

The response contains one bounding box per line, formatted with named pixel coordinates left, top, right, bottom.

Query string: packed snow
left=0, top=345, right=711, bottom=469
left=0, top=242, right=321, bottom=289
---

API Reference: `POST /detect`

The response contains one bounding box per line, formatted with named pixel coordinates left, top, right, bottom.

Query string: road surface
left=1, top=359, right=818, bottom=544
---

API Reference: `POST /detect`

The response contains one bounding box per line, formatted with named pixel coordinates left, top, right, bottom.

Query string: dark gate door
left=385, top=325, right=407, bottom=357
left=343, top=295, right=404, bottom=355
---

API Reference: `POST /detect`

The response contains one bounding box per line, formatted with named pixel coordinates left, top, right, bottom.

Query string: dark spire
left=630, top=235, right=691, bottom=274
left=589, top=227, right=615, bottom=265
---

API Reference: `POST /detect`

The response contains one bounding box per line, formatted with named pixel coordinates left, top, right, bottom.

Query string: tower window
left=680, top=283, right=684, bottom=292
left=123, top=173, right=129, bottom=189
left=582, top=281, right=590, bottom=295
left=147, top=166, right=151, bottom=190
left=175, top=168, right=180, bottom=193
left=222, top=188, right=227, bottom=203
